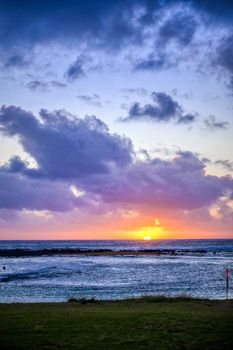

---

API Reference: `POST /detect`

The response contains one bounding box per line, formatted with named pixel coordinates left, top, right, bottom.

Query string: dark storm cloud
left=1, top=1, right=232, bottom=53
left=120, top=92, right=197, bottom=124
left=158, top=12, right=198, bottom=47
left=0, top=105, right=232, bottom=213
left=192, top=0, right=233, bottom=21
left=217, top=36, right=233, bottom=72
left=215, top=35, right=233, bottom=90
left=0, top=0, right=233, bottom=92
left=0, top=0, right=154, bottom=51
left=135, top=10, right=198, bottom=72
left=204, top=116, right=229, bottom=130
left=0, top=105, right=134, bottom=179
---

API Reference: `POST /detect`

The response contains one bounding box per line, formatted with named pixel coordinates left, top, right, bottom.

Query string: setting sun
left=144, top=235, right=151, bottom=241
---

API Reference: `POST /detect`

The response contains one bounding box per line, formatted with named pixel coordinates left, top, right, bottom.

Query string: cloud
left=28, top=80, right=67, bottom=91
left=66, top=55, right=99, bottom=80
left=134, top=53, right=174, bottom=71
left=0, top=105, right=232, bottom=215
left=217, top=35, right=233, bottom=73
left=177, top=114, right=196, bottom=124
left=4, top=54, right=30, bottom=68
left=0, top=1, right=231, bottom=53
left=192, top=0, right=233, bottom=21
left=22, top=209, right=52, bottom=219
left=0, top=172, right=80, bottom=212
left=158, top=12, right=198, bottom=47
left=27, top=80, right=49, bottom=92
left=0, top=156, right=29, bottom=173
left=121, top=88, right=148, bottom=96
left=0, top=105, right=134, bottom=179
left=215, top=159, right=233, bottom=172
left=0, top=0, right=232, bottom=86
left=81, top=151, right=233, bottom=210
left=134, top=10, right=198, bottom=72
left=215, top=35, right=233, bottom=90
left=0, top=0, right=149, bottom=51
left=76, top=94, right=101, bottom=107
left=27, top=80, right=67, bottom=92
left=50, top=81, right=67, bottom=88
left=120, top=92, right=197, bottom=124
left=69, top=185, right=85, bottom=198
left=204, top=116, right=229, bottom=130
left=66, top=55, right=87, bottom=80
left=208, top=195, right=233, bottom=221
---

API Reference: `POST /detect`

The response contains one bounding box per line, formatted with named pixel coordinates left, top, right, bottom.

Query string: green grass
left=0, top=297, right=232, bottom=350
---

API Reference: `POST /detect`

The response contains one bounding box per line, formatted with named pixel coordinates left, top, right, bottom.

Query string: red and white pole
left=225, top=267, right=229, bottom=300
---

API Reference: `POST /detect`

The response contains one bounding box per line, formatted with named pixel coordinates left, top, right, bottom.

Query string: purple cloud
left=0, top=105, right=134, bottom=179
left=83, top=151, right=233, bottom=210
left=120, top=92, right=197, bottom=124
left=0, top=173, right=79, bottom=212
left=0, top=156, right=29, bottom=173
left=0, top=105, right=232, bottom=214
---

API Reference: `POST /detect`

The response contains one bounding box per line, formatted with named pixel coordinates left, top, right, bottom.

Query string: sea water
left=0, top=239, right=232, bottom=302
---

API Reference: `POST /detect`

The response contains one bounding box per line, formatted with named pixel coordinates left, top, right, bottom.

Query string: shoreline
left=0, top=295, right=232, bottom=305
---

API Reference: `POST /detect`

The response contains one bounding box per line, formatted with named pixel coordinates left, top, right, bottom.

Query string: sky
left=0, top=0, right=233, bottom=240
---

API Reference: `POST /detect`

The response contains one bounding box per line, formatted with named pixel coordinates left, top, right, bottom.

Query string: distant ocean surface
left=0, top=239, right=233, bottom=302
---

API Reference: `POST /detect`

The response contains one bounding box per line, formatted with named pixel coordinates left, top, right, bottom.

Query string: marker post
left=225, top=267, right=229, bottom=300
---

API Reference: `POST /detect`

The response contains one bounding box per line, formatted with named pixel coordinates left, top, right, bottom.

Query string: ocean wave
left=0, top=266, right=81, bottom=283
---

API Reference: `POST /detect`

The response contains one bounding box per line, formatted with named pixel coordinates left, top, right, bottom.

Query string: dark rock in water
left=179, top=249, right=207, bottom=254
left=0, top=247, right=209, bottom=257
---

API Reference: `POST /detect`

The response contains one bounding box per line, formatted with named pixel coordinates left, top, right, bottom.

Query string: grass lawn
left=0, top=297, right=232, bottom=350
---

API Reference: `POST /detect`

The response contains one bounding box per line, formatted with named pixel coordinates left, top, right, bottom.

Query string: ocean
left=0, top=239, right=232, bottom=302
